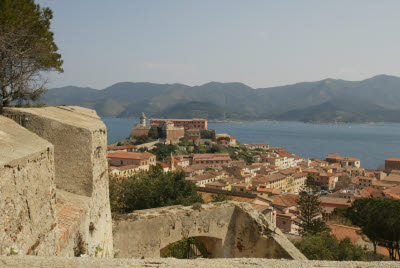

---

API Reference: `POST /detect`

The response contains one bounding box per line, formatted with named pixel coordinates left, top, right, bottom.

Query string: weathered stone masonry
left=1, top=106, right=113, bottom=257
left=113, top=201, right=306, bottom=260
left=0, top=116, right=57, bottom=256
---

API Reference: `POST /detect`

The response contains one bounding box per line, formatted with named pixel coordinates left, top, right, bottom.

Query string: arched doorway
left=161, top=236, right=223, bottom=259
left=162, top=237, right=209, bottom=259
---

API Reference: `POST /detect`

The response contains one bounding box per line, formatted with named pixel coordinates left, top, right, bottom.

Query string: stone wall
left=2, top=106, right=113, bottom=257
left=0, top=256, right=398, bottom=268
left=0, top=116, right=58, bottom=256
left=130, top=127, right=150, bottom=138
left=4, top=107, right=102, bottom=197
left=165, top=128, right=185, bottom=142
left=113, top=201, right=306, bottom=260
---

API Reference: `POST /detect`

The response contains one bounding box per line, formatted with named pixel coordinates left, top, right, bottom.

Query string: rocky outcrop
left=113, top=201, right=306, bottom=260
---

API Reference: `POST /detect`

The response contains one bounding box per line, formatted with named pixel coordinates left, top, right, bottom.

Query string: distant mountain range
left=43, top=75, right=400, bottom=123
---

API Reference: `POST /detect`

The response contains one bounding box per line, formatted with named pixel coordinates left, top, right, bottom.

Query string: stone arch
left=159, top=236, right=223, bottom=258
left=113, top=202, right=306, bottom=260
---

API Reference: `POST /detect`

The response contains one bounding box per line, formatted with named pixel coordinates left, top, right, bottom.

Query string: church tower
left=140, top=112, right=146, bottom=126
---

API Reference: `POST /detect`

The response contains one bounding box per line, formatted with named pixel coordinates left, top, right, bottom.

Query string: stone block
left=0, top=115, right=57, bottom=256
left=3, top=106, right=106, bottom=197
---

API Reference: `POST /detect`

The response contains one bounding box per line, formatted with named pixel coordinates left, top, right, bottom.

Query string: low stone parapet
left=0, top=256, right=397, bottom=267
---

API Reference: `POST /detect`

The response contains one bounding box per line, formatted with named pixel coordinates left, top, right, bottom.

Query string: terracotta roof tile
left=108, top=151, right=155, bottom=160
left=271, top=194, right=299, bottom=207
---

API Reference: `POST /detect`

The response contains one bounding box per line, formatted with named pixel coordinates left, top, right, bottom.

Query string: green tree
left=133, top=135, right=150, bottom=145
left=347, top=198, right=400, bottom=260
left=329, top=207, right=354, bottom=226
left=0, top=0, right=63, bottom=109
left=237, top=150, right=253, bottom=164
left=109, top=165, right=203, bottom=214
left=295, top=232, right=367, bottom=261
left=148, top=127, right=159, bottom=139
left=297, top=176, right=329, bottom=236
left=138, top=147, right=148, bottom=152
left=150, top=143, right=177, bottom=161
left=346, top=198, right=379, bottom=254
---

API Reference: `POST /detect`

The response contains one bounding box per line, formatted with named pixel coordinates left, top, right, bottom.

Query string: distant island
left=44, top=74, right=400, bottom=123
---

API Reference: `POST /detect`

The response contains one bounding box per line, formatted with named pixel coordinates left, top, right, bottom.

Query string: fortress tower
left=140, top=112, right=146, bottom=126
left=130, top=113, right=151, bottom=137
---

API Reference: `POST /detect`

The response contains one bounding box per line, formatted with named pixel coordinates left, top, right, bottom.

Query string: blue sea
left=102, top=118, right=400, bottom=170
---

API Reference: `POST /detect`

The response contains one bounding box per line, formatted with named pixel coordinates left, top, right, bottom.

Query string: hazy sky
left=38, top=0, right=400, bottom=89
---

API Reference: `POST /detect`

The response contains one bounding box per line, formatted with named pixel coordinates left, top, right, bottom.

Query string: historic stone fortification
left=0, top=116, right=58, bottom=256
left=113, top=201, right=305, bottom=260
left=1, top=105, right=305, bottom=262
left=163, top=122, right=185, bottom=142
left=1, top=106, right=113, bottom=257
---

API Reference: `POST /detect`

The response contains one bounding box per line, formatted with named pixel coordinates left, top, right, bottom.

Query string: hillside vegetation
left=44, top=75, right=400, bottom=123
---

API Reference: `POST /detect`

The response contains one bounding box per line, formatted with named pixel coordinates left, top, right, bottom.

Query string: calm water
left=102, top=118, right=400, bottom=170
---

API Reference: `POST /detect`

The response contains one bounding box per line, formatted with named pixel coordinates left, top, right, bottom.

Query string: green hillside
left=43, top=75, right=400, bottom=122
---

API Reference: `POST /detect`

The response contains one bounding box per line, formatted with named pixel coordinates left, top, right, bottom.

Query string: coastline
left=207, top=119, right=395, bottom=125
left=102, top=117, right=398, bottom=125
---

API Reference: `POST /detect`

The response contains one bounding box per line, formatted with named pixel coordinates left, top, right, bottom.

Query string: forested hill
left=44, top=75, right=400, bottom=123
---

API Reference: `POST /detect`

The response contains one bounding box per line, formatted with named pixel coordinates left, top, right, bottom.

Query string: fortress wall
left=165, top=128, right=185, bottom=142
left=0, top=116, right=58, bottom=256
left=3, top=106, right=113, bottom=257
left=130, top=128, right=150, bottom=138
left=3, top=107, right=101, bottom=196
left=86, top=126, right=113, bottom=257
left=0, top=256, right=398, bottom=268
left=113, top=202, right=306, bottom=260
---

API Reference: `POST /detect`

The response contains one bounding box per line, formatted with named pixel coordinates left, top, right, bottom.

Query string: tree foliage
left=109, top=165, right=203, bottom=214
left=0, top=0, right=63, bottom=109
left=132, top=135, right=150, bottom=145
left=329, top=207, right=354, bottom=227
left=150, top=143, right=178, bottom=161
left=297, top=176, right=329, bottom=236
left=346, top=197, right=400, bottom=260
left=295, top=232, right=368, bottom=261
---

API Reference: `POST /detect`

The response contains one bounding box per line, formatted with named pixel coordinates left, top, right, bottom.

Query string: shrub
left=109, top=165, right=204, bottom=214
left=295, top=232, right=367, bottom=261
